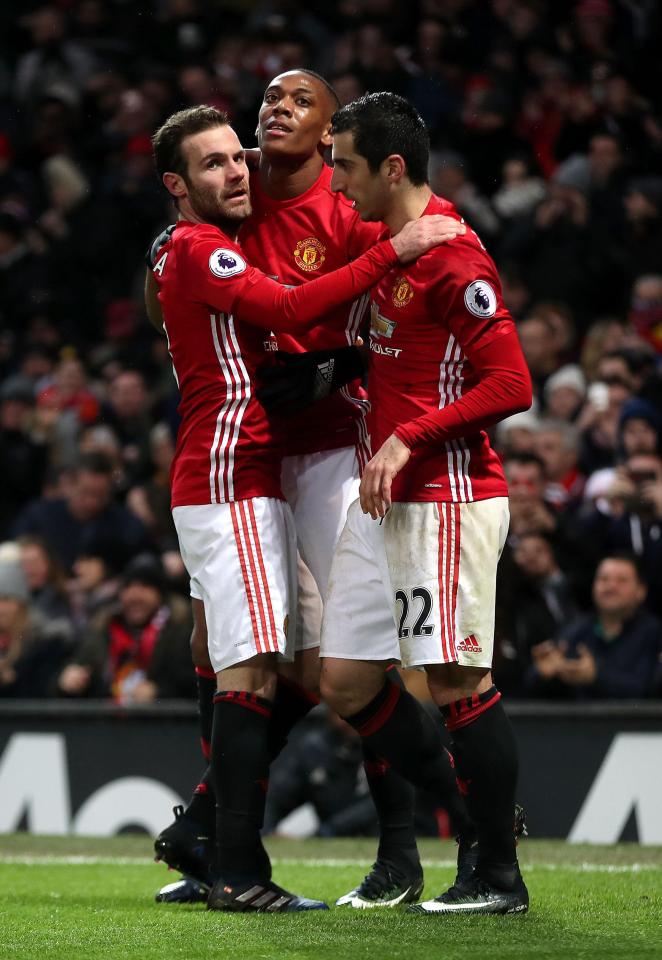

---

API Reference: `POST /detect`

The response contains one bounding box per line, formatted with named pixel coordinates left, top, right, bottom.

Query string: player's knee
left=426, top=662, right=492, bottom=705
left=319, top=663, right=348, bottom=715
left=320, top=662, right=369, bottom=718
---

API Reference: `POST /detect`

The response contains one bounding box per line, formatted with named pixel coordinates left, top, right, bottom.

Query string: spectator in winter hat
left=543, top=364, right=586, bottom=421
left=618, top=398, right=661, bottom=458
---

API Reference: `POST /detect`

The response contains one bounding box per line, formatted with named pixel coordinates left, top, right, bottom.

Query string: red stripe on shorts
left=238, top=500, right=272, bottom=653
left=230, top=501, right=263, bottom=653
left=247, top=498, right=278, bottom=653
left=438, top=505, right=447, bottom=661
left=449, top=502, right=461, bottom=660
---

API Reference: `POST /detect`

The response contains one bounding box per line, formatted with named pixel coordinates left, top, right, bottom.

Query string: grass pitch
left=1, top=835, right=660, bottom=960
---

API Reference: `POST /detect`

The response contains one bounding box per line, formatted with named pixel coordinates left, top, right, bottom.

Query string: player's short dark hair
left=297, top=69, right=341, bottom=110
left=331, top=93, right=429, bottom=186
left=152, top=105, right=229, bottom=182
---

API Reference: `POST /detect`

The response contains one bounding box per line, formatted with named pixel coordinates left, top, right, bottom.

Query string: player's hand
left=360, top=434, right=411, bottom=519
left=256, top=346, right=364, bottom=414
left=391, top=215, right=466, bottom=263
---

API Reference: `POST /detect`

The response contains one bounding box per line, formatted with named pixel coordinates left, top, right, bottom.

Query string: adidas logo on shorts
left=457, top=635, right=483, bottom=654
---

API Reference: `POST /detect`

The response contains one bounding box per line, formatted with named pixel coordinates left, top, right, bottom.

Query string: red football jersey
left=152, top=220, right=398, bottom=507
left=368, top=194, right=517, bottom=503
left=240, top=166, right=381, bottom=460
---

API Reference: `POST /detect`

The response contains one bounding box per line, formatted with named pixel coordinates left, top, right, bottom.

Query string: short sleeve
left=183, top=227, right=264, bottom=314
left=428, top=239, right=516, bottom=351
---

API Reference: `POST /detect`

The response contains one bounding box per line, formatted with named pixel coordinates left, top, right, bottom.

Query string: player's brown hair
left=152, top=105, right=229, bottom=182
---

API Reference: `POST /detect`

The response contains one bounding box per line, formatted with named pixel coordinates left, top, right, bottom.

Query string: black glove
left=145, top=224, right=176, bottom=269
left=256, top=346, right=365, bottom=414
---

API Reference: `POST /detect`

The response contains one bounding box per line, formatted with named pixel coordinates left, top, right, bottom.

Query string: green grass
left=1, top=836, right=660, bottom=960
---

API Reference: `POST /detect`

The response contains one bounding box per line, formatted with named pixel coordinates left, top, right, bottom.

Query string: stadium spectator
left=67, top=538, right=123, bottom=636
left=503, top=453, right=557, bottom=537
left=533, top=420, right=585, bottom=510
left=18, top=534, right=72, bottom=622
left=495, top=532, right=579, bottom=697
left=517, top=313, right=565, bottom=400
left=57, top=553, right=193, bottom=703
left=0, top=559, right=74, bottom=698
left=524, top=554, right=662, bottom=699
left=618, top=398, right=661, bottom=457
left=429, top=151, right=500, bottom=238
left=576, top=452, right=662, bottom=616
left=102, top=369, right=154, bottom=486
left=12, top=451, right=150, bottom=572
left=125, top=422, right=179, bottom=556
left=543, top=365, right=586, bottom=422
left=628, top=274, right=662, bottom=355
left=0, top=374, right=48, bottom=541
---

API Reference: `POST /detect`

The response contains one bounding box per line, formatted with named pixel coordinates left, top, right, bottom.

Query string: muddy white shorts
left=173, top=498, right=297, bottom=673
left=321, top=497, right=509, bottom=669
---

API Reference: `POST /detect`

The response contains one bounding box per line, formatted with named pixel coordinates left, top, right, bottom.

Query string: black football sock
left=344, top=681, right=474, bottom=842
left=184, top=666, right=216, bottom=830
left=442, top=686, right=519, bottom=886
left=211, top=691, right=273, bottom=884
left=363, top=668, right=419, bottom=873
left=268, top=675, right=319, bottom=760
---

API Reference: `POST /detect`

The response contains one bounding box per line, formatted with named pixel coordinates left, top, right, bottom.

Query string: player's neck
left=259, top=153, right=324, bottom=201
left=384, top=185, right=433, bottom=235
left=177, top=210, right=240, bottom=241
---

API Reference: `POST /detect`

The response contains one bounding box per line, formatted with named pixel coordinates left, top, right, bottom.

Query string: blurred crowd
left=1, top=0, right=662, bottom=705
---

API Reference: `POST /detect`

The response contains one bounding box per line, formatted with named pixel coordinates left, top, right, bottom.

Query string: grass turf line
left=0, top=837, right=660, bottom=960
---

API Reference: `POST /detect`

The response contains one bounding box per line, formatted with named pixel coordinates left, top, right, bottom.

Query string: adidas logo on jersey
left=457, top=635, right=483, bottom=653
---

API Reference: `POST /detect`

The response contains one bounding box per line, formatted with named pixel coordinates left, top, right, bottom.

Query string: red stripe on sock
left=277, top=674, right=321, bottom=706
left=356, top=683, right=401, bottom=738
left=193, top=780, right=209, bottom=795
left=444, top=689, right=502, bottom=732
left=200, top=737, right=211, bottom=761
left=214, top=691, right=271, bottom=718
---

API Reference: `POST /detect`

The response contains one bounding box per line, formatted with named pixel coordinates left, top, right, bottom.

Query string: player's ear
left=384, top=154, right=406, bottom=183
left=320, top=121, right=333, bottom=149
left=163, top=172, right=187, bottom=199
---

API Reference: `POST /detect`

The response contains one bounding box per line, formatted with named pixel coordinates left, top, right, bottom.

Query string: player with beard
left=151, top=73, right=473, bottom=909
left=147, top=104, right=462, bottom=912
left=315, top=93, right=532, bottom=915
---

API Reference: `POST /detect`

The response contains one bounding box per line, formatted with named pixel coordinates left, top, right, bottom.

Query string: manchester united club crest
left=391, top=276, right=414, bottom=308
left=293, top=237, right=326, bottom=272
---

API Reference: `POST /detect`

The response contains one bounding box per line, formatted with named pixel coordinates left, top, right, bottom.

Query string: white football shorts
left=281, top=444, right=361, bottom=599
left=321, top=496, right=509, bottom=669
left=173, top=498, right=297, bottom=673
left=282, top=444, right=362, bottom=651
